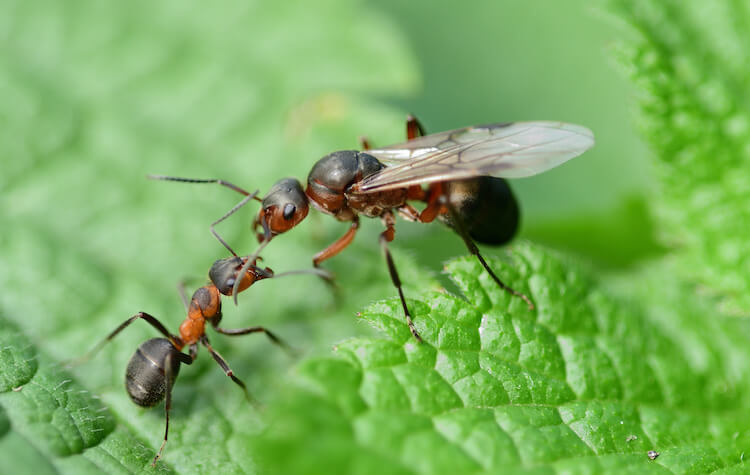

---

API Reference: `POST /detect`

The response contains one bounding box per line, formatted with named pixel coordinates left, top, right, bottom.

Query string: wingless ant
left=77, top=267, right=288, bottom=465
left=152, top=116, right=594, bottom=341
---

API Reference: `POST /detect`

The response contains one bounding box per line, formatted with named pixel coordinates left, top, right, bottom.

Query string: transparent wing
left=359, top=121, right=594, bottom=192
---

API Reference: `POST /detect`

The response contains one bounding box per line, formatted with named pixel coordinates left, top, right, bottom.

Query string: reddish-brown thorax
left=176, top=284, right=222, bottom=349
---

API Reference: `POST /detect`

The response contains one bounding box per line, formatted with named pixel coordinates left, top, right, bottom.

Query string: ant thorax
left=345, top=187, right=409, bottom=218
left=307, top=150, right=407, bottom=219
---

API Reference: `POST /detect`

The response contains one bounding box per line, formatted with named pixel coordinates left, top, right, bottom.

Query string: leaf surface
left=252, top=245, right=750, bottom=473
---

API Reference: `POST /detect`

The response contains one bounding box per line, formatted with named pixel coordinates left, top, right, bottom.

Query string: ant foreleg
left=307, top=217, right=360, bottom=296
left=379, top=212, right=422, bottom=342
left=443, top=200, right=534, bottom=310
left=71, top=312, right=181, bottom=366
left=312, top=216, right=360, bottom=267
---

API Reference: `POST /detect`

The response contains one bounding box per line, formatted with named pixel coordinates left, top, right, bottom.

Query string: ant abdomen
left=441, top=176, right=519, bottom=246
left=126, top=338, right=182, bottom=407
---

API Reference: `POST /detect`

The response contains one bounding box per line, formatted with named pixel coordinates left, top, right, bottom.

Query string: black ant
left=151, top=115, right=594, bottom=341
left=76, top=279, right=289, bottom=465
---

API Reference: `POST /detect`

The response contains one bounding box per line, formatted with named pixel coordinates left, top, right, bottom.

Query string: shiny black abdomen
left=441, top=176, right=519, bottom=246
left=125, top=338, right=182, bottom=407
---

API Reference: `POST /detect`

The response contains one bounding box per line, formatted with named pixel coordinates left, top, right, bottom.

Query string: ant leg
left=313, top=216, right=360, bottom=266
left=397, top=203, right=421, bottom=222
left=406, top=114, right=426, bottom=140
left=210, top=190, right=261, bottom=257
left=71, top=312, right=181, bottom=366
left=151, top=350, right=192, bottom=467
left=200, top=335, right=256, bottom=405
left=417, top=183, right=446, bottom=224
left=443, top=200, right=534, bottom=310
left=152, top=351, right=174, bottom=466
left=379, top=212, right=422, bottom=342
left=230, top=216, right=346, bottom=302
left=361, top=114, right=422, bottom=150
left=359, top=136, right=372, bottom=150
left=148, top=175, right=262, bottom=199
left=213, top=325, right=294, bottom=356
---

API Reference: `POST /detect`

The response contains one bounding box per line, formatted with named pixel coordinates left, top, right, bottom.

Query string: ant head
left=255, top=178, right=309, bottom=240
left=209, top=256, right=274, bottom=296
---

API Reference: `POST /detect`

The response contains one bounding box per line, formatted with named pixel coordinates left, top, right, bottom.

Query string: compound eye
left=283, top=204, right=296, bottom=220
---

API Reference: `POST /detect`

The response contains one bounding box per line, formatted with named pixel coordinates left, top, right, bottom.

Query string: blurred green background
left=0, top=0, right=662, bottom=472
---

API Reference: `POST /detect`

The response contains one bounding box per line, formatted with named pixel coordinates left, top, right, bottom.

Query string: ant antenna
left=209, top=190, right=260, bottom=257
left=147, top=175, right=263, bottom=200
left=231, top=252, right=335, bottom=306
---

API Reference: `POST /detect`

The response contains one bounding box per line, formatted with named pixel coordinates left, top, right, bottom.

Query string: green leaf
left=251, top=244, right=750, bottom=473
left=0, top=317, right=37, bottom=392
left=0, top=315, right=168, bottom=473
left=0, top=0, right=421, bottom=472
left=609, top=0, right=750, bottom=313
left=0, top=316, right=117, bottom=459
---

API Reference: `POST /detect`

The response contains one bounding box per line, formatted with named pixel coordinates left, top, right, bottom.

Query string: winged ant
left=151, top=115, right=594, bottom=341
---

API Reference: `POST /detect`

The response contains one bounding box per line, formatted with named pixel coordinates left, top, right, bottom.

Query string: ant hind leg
left=443, top=200, right=534, bottom=310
